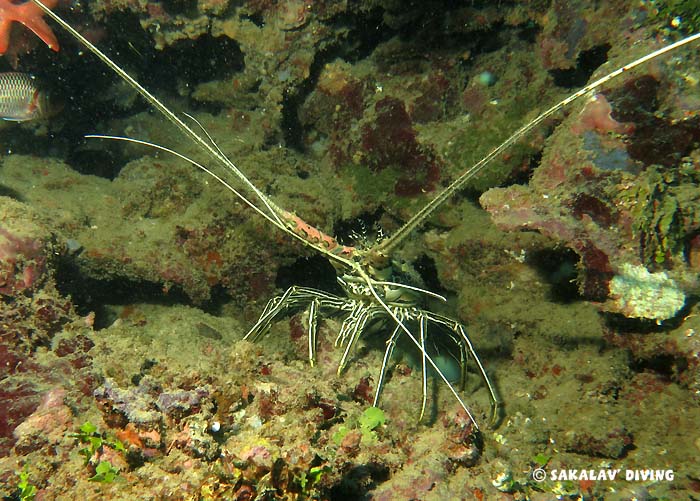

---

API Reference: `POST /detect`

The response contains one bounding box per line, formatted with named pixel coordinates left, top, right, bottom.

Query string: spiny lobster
left=31, top=0, right=700, bottom=430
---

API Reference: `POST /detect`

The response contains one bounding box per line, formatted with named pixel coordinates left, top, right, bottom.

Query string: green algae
left=624, top=163, right=700, bottom=268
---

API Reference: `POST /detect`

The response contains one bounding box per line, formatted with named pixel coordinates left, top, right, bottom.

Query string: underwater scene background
left=1, top=1, right=699, bottom=499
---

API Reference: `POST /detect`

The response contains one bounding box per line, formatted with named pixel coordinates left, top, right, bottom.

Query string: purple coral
left=94, top=377, right=162, bottom=426
left=156, top=387, right=210, bottom=418
left=94, top=377, right=212, bottom=426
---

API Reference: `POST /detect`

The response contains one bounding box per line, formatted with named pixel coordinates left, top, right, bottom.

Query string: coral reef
left=1, top=0, right=700, bottom=499
left=481, top=45, right=700, bottom=322
left=0, top=155, right=286, bottom=305
left=0, top=198, right=53, bottom=296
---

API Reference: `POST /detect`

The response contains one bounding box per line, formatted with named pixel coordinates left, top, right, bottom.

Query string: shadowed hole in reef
left=161, top=0, right=198, bottom=16
left=145, top=35, right=244, bottom=93
left=528, top=248, right=580, bottom=302
left=65, top=147, right=126, bottom=179
left=54, top=259, right=191, bottom=329
left=629, top=354, right=687, bottom=380
left=605, top=304, right=690, bottom=333
left=329, top=462, right=390, bottom=501
left=412, top=254, right=445, bottom=294
left=549, top=44, right=611, bottom=88
left=506, top=150, right=543, bottom=186
left=275, top=255, right=343, bottom=295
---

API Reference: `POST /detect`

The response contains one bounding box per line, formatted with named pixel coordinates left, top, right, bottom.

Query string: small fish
left=0, top=72, right=50, bottom=121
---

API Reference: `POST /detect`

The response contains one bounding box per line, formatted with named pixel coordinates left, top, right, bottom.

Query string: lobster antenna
left=85, top=134, right=290, bottom=233
left=35, top=0, right=495, bottom=427
left=85, top=135, right=361, bottom=270
left=374, top=32, right=700, bottom=256
left=33, top=0, right=367, bottom=273
left=30, top=0, right=285, bottom=228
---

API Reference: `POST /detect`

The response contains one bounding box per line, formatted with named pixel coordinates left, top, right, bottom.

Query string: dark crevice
left=328, top=462, right=391, bottom=501
left=65, top=148, right=126, bottom=179
left=629, top=355, right=686, bottom=379
left=54, top=252, right=235, bottom=327
left=604, top=308, right=689, bottom=333
left=412, top=254, right=444, bottom=294
left=161, top=0, right=198, bottom=16
left=685, top=232, right=700, bottom=264
left=517, top=21, right=541, bottom=43
left=335, top=9, right=393, bottom=64
left=280, top=69, right=321, bottom=150
left=274, top=255, right=343, bottom=295
left=507, top=150, right=543, bottom=186
left=390, top=1, right=506, bottom=53
left=54, top=259, right=191, bottom=328
left=606, top=75, right=660, bottom=120
left=240, top=12, right=265, bottom=28
left=145, top=35, right=244, bottom=92
left=528, top=248, right=580, bottom=303
left=549, top=43, right=611, bottom=88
